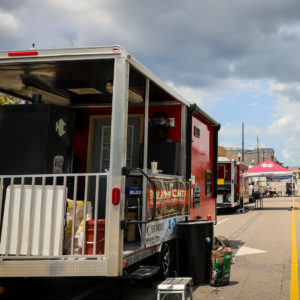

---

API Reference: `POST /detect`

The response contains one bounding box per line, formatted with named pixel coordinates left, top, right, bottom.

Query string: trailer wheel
left=225, top=194, right=232, bottom=203
left=156, top=242, right=173, bottom=279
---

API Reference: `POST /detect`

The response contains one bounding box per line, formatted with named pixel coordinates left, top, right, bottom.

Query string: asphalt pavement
left=194, top=196, right=296, bottom=299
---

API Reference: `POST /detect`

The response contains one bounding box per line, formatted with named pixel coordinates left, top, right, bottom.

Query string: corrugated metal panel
left=0, top=185, right=65, bottom=256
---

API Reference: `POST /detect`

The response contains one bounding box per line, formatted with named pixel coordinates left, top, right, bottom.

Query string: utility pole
left=257, top=135, right=260, bottom=164
left=242, top=122, right=244, bottom=162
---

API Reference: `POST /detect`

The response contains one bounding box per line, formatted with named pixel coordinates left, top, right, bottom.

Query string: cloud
left=0, top=0, right=299, bottom=85
left=266, top=92, right=300, bottom=164
left=0, top=0, right=300, bottom=164
left=0, top=9, right=24, bottom=47
left=0, top=1, right=30, bottom=9
left=219, top=124, right=242, bottom=145
left=282, top=149, right=291, bottom=160
left=165, top=80, right=220, bottom=108
left=219, top=122, right=263, bottom=149
left=270, top=81, right=300, bottom=102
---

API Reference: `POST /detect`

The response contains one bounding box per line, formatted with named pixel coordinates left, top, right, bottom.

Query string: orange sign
left=147, top=178, right=190, bottom=219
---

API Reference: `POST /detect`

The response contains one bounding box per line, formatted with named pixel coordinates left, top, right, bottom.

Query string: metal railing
left=0, top=173, right=107, bottom=259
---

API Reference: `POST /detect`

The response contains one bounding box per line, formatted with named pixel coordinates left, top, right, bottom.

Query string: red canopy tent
left=243, top=159, right=293, bottom=178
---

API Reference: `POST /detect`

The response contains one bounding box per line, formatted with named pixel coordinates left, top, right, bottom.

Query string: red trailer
left=189, top=107, right=220, bottom=220
left=0, top=46, right=220, bottom=279
left=217, top=158, right=249, bottom=209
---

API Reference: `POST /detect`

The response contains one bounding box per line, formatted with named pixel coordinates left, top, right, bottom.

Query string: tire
left=225, top=194, right=232, bottom=202
left=156, top=242, right=173, bottom=279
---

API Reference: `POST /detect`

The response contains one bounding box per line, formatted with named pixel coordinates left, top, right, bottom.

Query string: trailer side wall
left=190, top=113, right=216, bottom=220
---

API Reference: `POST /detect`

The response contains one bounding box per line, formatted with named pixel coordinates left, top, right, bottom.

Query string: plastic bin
left=85, top=219, right=105, bottom=254
left=176, top=220, right=214, bottom=285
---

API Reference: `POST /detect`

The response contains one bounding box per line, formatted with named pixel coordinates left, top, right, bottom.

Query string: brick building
left=225, top=147, right=276, bottom=167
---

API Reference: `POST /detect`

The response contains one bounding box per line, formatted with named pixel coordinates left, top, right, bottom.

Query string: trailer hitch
left=121, top=167, right=157, bottom=229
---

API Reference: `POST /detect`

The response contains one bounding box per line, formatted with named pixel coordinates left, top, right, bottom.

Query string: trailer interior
left=0, top=47, right=218, bottom=277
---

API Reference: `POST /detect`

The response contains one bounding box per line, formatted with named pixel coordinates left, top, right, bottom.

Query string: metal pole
left=242, top=122, right=244, bottom=162
left=257, top=135, right=260, bottom=164
left=141, top=78, right=150, bottom=248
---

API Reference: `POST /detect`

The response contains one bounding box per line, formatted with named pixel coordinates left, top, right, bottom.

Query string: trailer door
left=87, top=116, right=141, bottom=217
left=90, top=117, right=141, bottom=173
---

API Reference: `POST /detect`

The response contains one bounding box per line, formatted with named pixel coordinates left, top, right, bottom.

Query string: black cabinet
left=0, top=104, right=75, bottom=175
left=176, top=220, right=214, bottom=285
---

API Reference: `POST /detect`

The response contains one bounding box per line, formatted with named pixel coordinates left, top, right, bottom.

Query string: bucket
left=85, top=219, right=105, bottom=254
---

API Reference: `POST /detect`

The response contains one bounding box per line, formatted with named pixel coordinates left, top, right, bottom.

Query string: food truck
left=217, top=158, right=249, bottom=209
left=0, top=46, right=220, bottom=278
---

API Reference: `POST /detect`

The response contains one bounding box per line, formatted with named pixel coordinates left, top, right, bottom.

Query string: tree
left=0, top=94, right=19, bottom=105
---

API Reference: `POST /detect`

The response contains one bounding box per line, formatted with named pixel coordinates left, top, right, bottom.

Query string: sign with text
left=147, top=177, right=190, bottom=219
left=145, top=216, right=186, bottom=247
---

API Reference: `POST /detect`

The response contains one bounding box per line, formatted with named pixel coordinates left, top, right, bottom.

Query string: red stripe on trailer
left=8, top=51, right=38, bottom=57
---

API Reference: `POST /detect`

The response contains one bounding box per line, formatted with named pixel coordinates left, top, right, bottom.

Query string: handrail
left=0, top=172, right=108, bottom=179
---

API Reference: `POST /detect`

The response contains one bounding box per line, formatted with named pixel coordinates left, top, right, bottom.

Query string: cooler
left=85, top=220, right=105, bottom=254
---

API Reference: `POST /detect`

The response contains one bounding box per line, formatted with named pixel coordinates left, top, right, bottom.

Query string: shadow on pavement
left=217, top=205, right=255, bottom=216
left=256, top=207, right=293, bottom=211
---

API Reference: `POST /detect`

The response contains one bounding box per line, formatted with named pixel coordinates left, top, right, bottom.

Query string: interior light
left=26, top=86, right=70, bottom=105
left=106, top=81, right=113, bottom=94
left=128, top=89, right=144, bottom=104
left=106, top=82, right=144, bottom=104
left=68, top=88, right=103, bottom=95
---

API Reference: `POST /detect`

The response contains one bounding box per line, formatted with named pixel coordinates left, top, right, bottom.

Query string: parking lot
left=2, top=197, right=297, bottom=299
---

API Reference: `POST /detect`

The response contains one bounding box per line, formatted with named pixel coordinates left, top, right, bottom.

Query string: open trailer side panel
left=0, top=45, right=220, bottom=278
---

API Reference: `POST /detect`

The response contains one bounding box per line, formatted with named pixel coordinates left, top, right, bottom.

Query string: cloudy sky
left=1, top=0, right=300, bottom=166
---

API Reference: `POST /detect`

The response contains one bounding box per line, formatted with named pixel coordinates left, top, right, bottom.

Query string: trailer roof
left=0, top=46, right=190, bottom=106
left=0, top=45, right=219, bottom=126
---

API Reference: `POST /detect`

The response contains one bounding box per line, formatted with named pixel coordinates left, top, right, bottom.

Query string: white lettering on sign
left=56, top=118, right=66, bottom=137
left=262, top=163, right=273, bottom=168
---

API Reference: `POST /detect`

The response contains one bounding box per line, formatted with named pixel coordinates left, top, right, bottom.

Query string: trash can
left=176, top=220, right=214, bottom=285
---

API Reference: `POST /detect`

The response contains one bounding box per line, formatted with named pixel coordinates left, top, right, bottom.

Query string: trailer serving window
left=205, top=170, right=212, bottom=196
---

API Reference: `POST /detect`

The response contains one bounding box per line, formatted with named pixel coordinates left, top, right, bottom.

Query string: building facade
left=226, top=147, right=276, bottom=167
